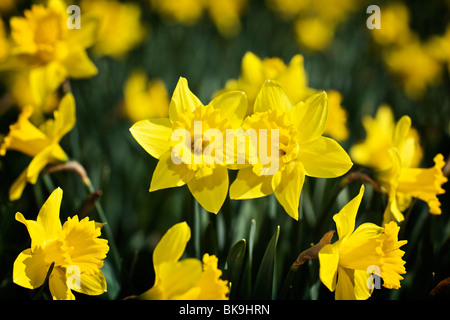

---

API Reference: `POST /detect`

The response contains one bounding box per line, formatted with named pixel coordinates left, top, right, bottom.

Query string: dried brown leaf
left=292, top=230, right=335, bottom=268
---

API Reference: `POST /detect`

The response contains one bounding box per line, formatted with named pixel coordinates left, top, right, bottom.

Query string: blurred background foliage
left=0, top=0, right=449, bottom=300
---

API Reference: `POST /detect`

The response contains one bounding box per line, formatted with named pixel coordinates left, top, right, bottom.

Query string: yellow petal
left=289, top=91, right=328, bottom=144
left=272, top=161, right=305, bottom=220
left=130, top=118, right=172, bottom=159
left=318, top=243, right=339, bottom=292
left=29, top=62, right=67, bottom=107
left=63, top=46, right=98, bottom=78
left=26, top=146, right=55, bottom=184
left=169, top=77, right=202, bottom=123
left=153, top=222, right=191, bottom=268
left=15, top=212, right=46, bottom=250
left=229, top=167, right=273, bottom=199
left=51, top=93, right=76, bottom=140
left=143, top=258, right=202, bottom=300
left=9, top=169, right=29, bottom=201
left=240, top=51, right=264, bottom=85
left=187, top=166, right=229, bottom=214
left=209, top=91, right=247, bottom=129
left=335, top=267, right=357, bottom=300
left=0, top=106, right=50, bottom=158
left=298, top=136, right=353, bottom=178
left=36, top=187, right=63, bottom=240
left=66, top=15, right=100, bottom=49
left=13, top=248, right=48, bottom=289
left=74, top=271, right=107, bottom=296
left=49, top=267, right=75, bottom=300
left=149, top=151, right=195, bottom=192
left=253, top=80, right=293, bottom=113
left=353, top=269, right=374, bottom=300
left=392, top=115, right=411, bottom=148
left=333, top=185, right=365, bottom=240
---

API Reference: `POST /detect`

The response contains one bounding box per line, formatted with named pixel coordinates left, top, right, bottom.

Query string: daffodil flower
left=7, top=0, right=98, bottom=106
left=215, top=51, right=349, bottom=140
left=350, top=106, right=447, bottom=223
left=80, top=0, right=147, bottom=59
left=130, top=77, right=247, bottom=214
left=229, top=80, right=353, bottom=220
left=139, top=222, right=229, bottom=300
left=319, top=185, right=407, bottom=300
left=13, top=188, right=109, bottom=300
left=0, top=93, right=75, bottom=200
left=123, top=70, right=169, bottom=123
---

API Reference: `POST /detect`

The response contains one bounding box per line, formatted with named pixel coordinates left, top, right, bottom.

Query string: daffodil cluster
left=130, top=71, right=353, bottom=219
left=267, top=0, right=362, bottom=52
left=0, top=0, right=448, bottom=303
left=369, top=2, right=446, bottom=99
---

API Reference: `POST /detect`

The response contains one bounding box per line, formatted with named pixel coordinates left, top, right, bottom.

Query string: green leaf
left=252, top=225, right=280, bottom=299
left=223, top=239, right=246, bottom=298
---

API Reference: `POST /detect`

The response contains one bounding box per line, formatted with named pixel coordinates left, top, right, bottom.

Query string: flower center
left=242, top=109, right=299, bottom=174
left=171, top=105, right=231, bottom=171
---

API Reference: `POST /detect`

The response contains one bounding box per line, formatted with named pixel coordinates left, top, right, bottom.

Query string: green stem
left=33, top=262, right=54, bottom=300
left=85, top=180, right=122, bottom=273
left=193, top=198, right=201, bottom=260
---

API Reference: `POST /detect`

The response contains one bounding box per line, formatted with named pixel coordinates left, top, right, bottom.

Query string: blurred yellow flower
left=319, top=185, right=407, bottom=300
left=150, top=0, right=205, bottom=25
left=13, top=187, right=109, bottom=300
left=384, top=38, right=443, bottom=99
left=350, top=106, right=447, bottom=223
left=215, top=52, right=310, bottom=115
left=205, top=0, right=247, bottom=38
left=215, top=52, right=349, bottom=141
left=7, top=0, right=98, bottom=106
left=294, top=16, right=335, bottom=52
left=426, top=25, right=450, bottom=74
left=123, top=70, right=169, bottom=123
left=370, top=2, right=413, bottom=46
left=139, top=222, right=229, bottom=300
left=325, top=90, right=349, bottom=141
left=150, top=0, right=246, bottom=37
left=350, top=105, right=422, bottom=172
left=6, top=70, right=60, bottom=123
left=130, top=77, right=247, bottom=213
left=269, top=0, right=360, bottom=51
left=0, top=93, right=75, bottom=200
left=229, top=81, right=352, bottom=220
left=81, top=0, right=147, bottom=59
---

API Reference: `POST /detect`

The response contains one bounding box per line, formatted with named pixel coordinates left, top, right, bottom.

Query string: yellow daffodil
left=383, top=37, right=442, bottom=99
left=229, top=80, right=353, bottom=220
left=0, top=93, right=75, bottom=200
left=350, top=106, right=447, bottom=223
left=319, top=185, right=407, bottom=300
left=215, top=52, right=311, bottom=115
left=123, top=70, right=169, bottom=123
left=204, top=0, right=247, bottom=38
left=324, top=90, right=349, bottom=141
left=13, top=187, right=109, bottom=300
left=426, top=25, right=450, bottom=74
left=350, top=105, right=423, bottom=172
left=294, top=16, right=335, bottom=52
left=150, top=0, right=205, bottom=25
left=7, top=0, right=98, bottom=106
left=80, top=0, right=147, bottom=59
left=139, top=222, right=229, bottom=300
left=215, top=52, right=349, bottom=140
left=130, top=77, right=247, bottom=214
